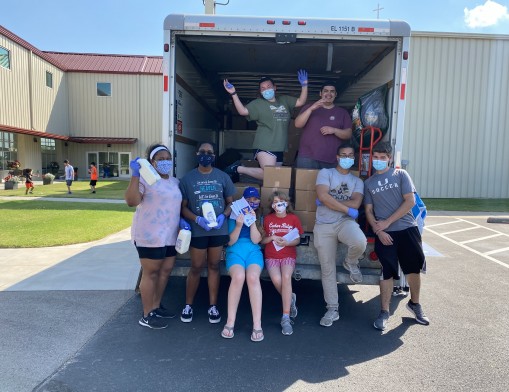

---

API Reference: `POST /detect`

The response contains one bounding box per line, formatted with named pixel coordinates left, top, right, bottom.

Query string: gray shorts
left=66, top=180, right=73, bottom=186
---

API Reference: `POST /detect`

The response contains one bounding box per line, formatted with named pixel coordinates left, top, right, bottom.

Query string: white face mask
left=273, top=201, right=287, bottom=213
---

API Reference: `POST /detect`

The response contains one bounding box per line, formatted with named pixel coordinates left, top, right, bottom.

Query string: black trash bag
left=352, top=84, right=389, bottom=148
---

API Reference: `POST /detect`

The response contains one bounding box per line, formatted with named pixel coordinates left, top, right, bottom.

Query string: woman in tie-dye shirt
left=125, top=143, right=187, bottom=330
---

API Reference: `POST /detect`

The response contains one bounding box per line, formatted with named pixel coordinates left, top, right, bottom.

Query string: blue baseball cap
left=243, top=187, right=260, bottom=198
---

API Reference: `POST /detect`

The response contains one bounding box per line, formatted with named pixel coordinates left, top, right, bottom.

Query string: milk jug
left=138, top=158, right=161, bottom=185
left=175, top=229, right=191, bottom=254
left=201, top=202, right=218, bottom=227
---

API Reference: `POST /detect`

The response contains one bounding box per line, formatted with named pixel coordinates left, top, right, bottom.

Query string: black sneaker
left=154, top=305, right=176, bottom=319
left=208, top=305, right=221, bottom=324
left=181, top=304, right=193, bottom=323
left=406, top=300, right=430, bottom=325
left=224, top=160, right=241, bottom=175
left=139, top=311, right=168, bottom=329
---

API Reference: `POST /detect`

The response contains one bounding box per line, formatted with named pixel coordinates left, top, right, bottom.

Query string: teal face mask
left=373, top=160, right=388, bottom=171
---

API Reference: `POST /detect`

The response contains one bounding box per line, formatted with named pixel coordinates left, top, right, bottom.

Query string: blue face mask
left=155, top=160, right=173, bottom=175
left=339, top=157, right=355, bottom=170
left=197, top=153, right=215, bottom=167
left=261, top=89, right=275, bottom=100
left=249, top=201, right=260, bottom=210
left=373, top=159, right=388, bottom=171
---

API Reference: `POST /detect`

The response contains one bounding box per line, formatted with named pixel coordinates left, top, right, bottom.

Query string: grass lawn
left=422, top=198, right=509, bottom=212
left=0, top=199, right=134, bottom=248
left=0, top=179, right=128, bottom=199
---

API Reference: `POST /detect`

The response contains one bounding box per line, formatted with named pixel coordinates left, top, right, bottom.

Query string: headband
left=149, top=146, right=169, bottom=160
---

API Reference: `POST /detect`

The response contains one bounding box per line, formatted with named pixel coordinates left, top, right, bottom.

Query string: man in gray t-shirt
left=364, top=142, right=429, bottom=331
left=313, top=143, right=367, bottom=327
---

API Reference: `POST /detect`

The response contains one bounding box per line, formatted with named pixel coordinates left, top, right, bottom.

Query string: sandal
left=251, top=328, right=264, bottom=342
left=221, top=325, right=234, bottom=339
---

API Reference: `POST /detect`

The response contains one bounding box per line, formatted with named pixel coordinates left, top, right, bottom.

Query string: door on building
left=94, top=151, right=129, bottom=178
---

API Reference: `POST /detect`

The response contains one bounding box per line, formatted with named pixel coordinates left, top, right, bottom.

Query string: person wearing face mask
left=314, top=143, right=367, bottom=327
left=179, top=142, right=236, bottom=325
left=222, top=72, right=308, bottom=181
left=126, top=144, right=188, bottom=329
left=364, top=142, right=429, bottom=331
left=294, top=82, right=353, bottom=169
left=261, top=191, right=303, bottom=336
left=220, top=187, right=265, bottom=342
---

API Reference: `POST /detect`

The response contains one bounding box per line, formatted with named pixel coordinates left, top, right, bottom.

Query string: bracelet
left=230, top=92, right=237, bottom=96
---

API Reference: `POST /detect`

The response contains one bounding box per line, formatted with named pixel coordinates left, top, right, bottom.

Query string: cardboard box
left=294, top=190, right=318, bottom=212
left=234, top=183, right=260, bottom=201
left=260, top=186, right=290, bottom=210
left=293, top=210, right=316, bottom=233
left=263, top=166, right=292, bottom=188
left=294, top=168, right=320, bottom=191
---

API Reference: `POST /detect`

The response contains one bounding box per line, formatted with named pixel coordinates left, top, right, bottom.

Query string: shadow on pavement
left=35, top=277, right=413, bottom=391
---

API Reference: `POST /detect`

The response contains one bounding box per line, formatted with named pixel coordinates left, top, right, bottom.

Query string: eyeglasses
left=198, top=150, right=215, bottom=155
left=338, top=154, right=355, bottom=159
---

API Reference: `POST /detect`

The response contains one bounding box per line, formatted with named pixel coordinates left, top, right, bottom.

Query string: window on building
left=41, top=138, right=57, bottom=174
left=97, top=82, right=112, bottom=97
left=0, top=47, right=10, bottom=70
left=0, top=132, right=17, bottom=170
left=46, top=71, right=53, bottom=88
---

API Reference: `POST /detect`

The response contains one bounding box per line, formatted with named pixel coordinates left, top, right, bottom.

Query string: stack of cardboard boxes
left=292, top=169, right=320, bottom=232
left=260, top=166, right=292, bottom=212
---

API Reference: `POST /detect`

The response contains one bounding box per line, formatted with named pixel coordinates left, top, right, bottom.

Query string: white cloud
left=464, top=0, right=509, bottom=28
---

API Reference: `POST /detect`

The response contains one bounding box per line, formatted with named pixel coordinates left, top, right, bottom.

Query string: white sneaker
left=320, top=308, right=339, bottom=327
left=343, top=261, right=363, bottom=284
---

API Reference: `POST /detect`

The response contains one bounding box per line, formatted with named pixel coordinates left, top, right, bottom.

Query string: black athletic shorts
left=190, top=235, right=229, bottom=250
left=253, top=149, right=284, bottom=163
left=135, top=244, right=176, bottom=260
left=375, top=226, right=425, bottom=280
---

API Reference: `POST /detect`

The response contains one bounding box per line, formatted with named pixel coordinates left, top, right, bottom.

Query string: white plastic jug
left=201, top=202, right=218, bottom=227
left=138, top=158, right=161, bottom=185
left=175, top=229, right=191, bottom=254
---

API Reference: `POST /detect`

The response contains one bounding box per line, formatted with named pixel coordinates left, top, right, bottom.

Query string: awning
left=1, top=125, right=137, bottom=144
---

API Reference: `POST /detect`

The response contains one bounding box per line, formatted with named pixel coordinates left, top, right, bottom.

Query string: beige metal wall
left=0, top=36, right=31, bottom=129
left=30, top=56, right=68, bottom=133
left=404, top=32, right=509, bottom=198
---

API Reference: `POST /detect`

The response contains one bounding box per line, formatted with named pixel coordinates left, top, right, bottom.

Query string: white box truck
left=162, top=14, right=411, bottom=284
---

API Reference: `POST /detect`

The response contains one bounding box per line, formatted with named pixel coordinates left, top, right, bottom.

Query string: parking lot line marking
left=441, top=225, right=481, bottom=235
left=426, top=220, right=461, bottom=228
left=461, top=233, right=503, bottom=244
left=425, top=227, right=509, bottom=269
left=484, top=246, right=509, bottom=256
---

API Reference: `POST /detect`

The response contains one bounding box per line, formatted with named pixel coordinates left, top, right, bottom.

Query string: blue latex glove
left=226, top=82, right=234, bottom=89
left=179, top=218, right=191, bottom=231
left=129, top=157, right=140, bottom=177
left=297, top=69, right=308, bottom=86
left=347, top=208, right=359, bottom=219
left=315, top=198, right=322, bottom=206
left=214, top=214, right=225, bottom=230
left=196, top=216, right=212, bottom=231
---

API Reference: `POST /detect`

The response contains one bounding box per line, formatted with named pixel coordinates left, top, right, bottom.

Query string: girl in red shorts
left=262, top=191, right=303, bottom=336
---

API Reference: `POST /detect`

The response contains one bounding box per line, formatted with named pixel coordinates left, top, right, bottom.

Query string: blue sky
left=2, top=0, right=509, bottom=55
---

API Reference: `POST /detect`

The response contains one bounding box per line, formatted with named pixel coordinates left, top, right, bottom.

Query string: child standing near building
left=24, top=168, right=37, bottom=195
left=88, top=162, right=98, bottom=193
left=262, top=191, right=303, bottom=336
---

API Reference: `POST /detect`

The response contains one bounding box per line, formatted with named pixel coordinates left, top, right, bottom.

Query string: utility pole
left=373, top=3, right=384, bottom=19
left=204, top=0, right=215, bottom=15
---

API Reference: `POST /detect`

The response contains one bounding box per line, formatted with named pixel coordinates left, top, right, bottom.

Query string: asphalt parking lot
left=1, top=211, right=508, bottom=392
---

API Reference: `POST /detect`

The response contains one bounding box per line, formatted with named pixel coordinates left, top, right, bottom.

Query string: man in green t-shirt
left=223, top=72, right=308, bottom=181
